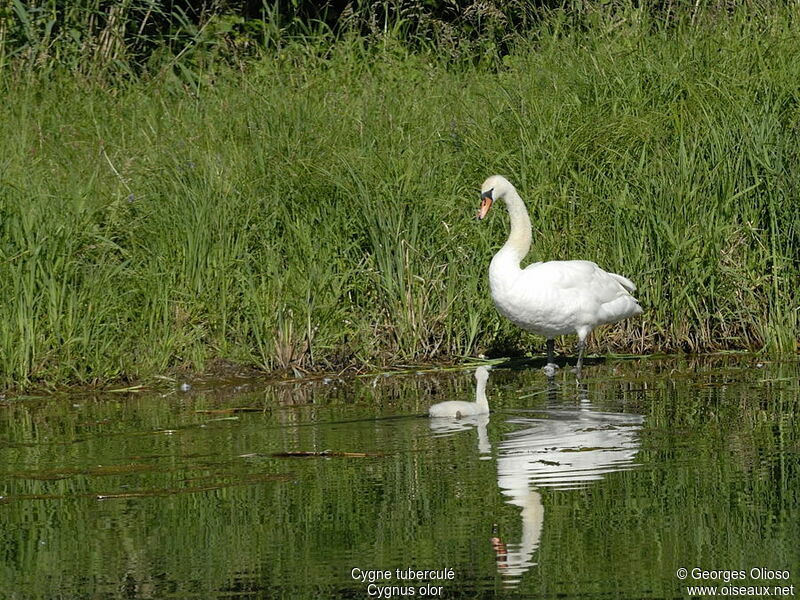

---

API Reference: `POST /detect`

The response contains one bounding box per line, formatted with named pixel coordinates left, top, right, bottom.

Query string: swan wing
left=494, top=260, right=641, bottom=336
left=608, top=272, right=637, bottom=293
left=430, top=400, right=482, bottom=418
left=521, top=261, right=635, bottom=297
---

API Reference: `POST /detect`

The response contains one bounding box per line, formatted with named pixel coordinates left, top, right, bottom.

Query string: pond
left=1, top=356, right=798, bottom=599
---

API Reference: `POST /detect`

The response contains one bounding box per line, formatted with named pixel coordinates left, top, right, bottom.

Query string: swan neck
left=475, top=380, right=489, bottom=411
left=501, top=188, right=532, bottom=262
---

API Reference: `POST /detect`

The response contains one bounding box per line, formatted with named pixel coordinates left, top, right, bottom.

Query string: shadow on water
left=0, top=355, right=798, bottom=599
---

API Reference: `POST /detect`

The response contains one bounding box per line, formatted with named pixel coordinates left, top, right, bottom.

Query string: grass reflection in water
left=0, top=356, right=797, bottom=599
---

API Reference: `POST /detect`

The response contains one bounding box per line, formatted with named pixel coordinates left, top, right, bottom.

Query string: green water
left=0, top=356, right=798, bottom=599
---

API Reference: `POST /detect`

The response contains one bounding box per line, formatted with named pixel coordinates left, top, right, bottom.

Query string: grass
left=0, top=6, right=798, bottom=391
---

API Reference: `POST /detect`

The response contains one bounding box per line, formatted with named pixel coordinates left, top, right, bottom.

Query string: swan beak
left=477, top=190, right=493, bottom=220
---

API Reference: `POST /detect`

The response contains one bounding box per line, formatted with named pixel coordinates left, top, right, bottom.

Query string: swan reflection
left=427, top=368, right=643, bottom=587
left=429, top=413, right=492, bottom=458
left=494, top=398, right=644, bottom=585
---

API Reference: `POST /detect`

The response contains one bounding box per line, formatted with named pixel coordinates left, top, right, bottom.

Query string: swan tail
left=598, top=295, right=643, bottom=324
left=609, top=272, right=637, bottom=293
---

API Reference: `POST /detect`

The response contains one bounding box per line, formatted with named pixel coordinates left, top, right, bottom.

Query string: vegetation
left=1, top=1, right=798, bottom=390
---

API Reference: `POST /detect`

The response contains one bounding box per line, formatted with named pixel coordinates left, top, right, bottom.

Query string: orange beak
left=477, top=194, right=493, bottom=220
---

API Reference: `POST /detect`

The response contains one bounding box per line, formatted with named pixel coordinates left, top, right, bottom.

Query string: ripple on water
left=0, top=358, right=797, bottom=599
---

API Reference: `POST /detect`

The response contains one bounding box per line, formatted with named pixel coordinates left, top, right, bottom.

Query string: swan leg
left=575, top=339, right=586, bottom=380
left=543, top=339, right=558, bottom=378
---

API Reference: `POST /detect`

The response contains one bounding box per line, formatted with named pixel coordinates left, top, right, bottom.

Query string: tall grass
left=0, top=5, right=798, bottom=390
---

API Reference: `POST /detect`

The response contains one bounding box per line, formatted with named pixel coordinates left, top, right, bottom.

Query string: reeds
left=0, top=4, right=797, bottom=390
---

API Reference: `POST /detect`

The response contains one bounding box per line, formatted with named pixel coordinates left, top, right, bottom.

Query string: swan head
left=477, top=175, right=515, bottom=220
left=474, top=365, right=491, bottom=384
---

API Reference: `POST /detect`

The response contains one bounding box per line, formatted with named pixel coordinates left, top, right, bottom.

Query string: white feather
left=429, top=366, right=491, bottom=418
left=479, top=175, right=642, bottom=369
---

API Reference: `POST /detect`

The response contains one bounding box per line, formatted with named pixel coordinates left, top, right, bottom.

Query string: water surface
left=0, top=356, right=797, bottom=598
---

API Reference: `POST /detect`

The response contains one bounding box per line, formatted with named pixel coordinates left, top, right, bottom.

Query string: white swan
left=429, top=366, right=491, bottom=418
left=477, top=175, right=643, bottom=376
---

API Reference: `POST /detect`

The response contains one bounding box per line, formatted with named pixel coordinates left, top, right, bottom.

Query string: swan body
left=429, top=366, right=491, bottom=418
left=478, top=175, right=642, bottom=375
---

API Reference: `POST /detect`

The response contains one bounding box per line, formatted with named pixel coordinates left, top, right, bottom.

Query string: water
left=0, top=356, right=798, bottom=599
